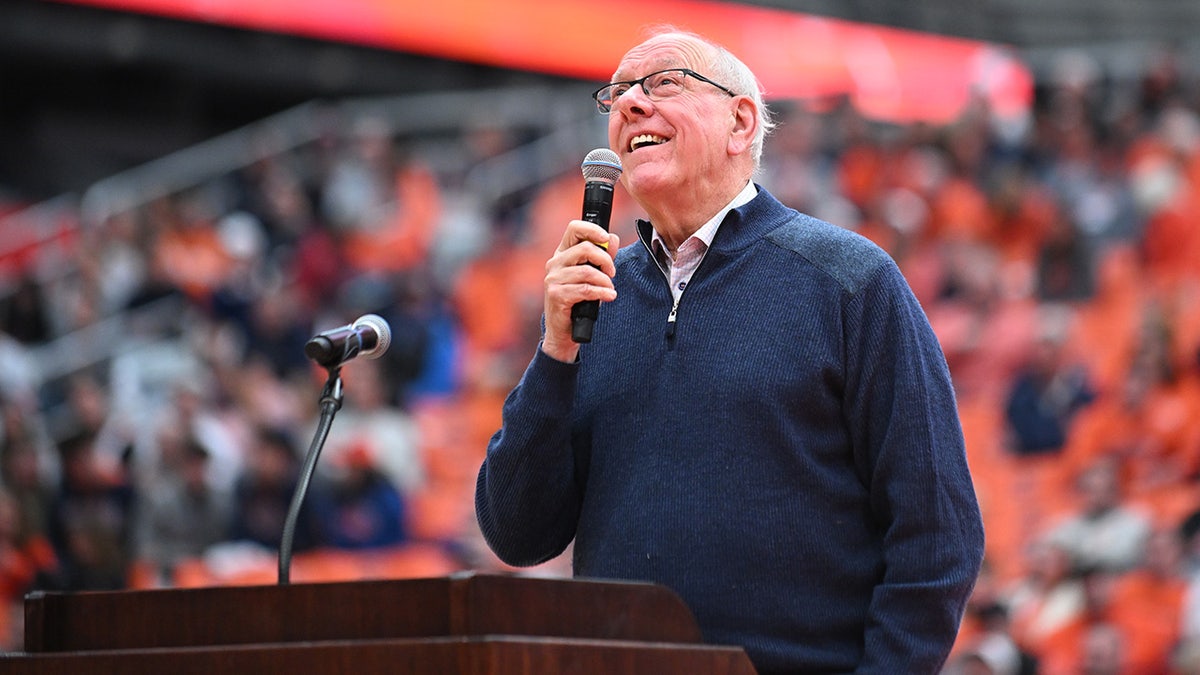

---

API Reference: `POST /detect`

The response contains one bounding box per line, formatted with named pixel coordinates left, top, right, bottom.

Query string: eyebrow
left=610, top=60, right=686, bottom=82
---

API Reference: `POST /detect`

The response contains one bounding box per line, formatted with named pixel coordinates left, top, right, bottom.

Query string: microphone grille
left=581, top=148, right=622, bottom=184
left=353, top=314, right=392, bottom=360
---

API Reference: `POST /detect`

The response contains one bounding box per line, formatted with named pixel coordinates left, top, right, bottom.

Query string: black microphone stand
left=277, top=365, right=344, bottom=584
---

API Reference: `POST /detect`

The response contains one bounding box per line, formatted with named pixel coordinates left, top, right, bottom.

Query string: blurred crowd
left=1, top=45, right=1200, bottom=673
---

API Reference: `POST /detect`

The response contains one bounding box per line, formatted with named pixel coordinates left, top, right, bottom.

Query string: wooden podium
left=5, top=572, right=758, bottom=674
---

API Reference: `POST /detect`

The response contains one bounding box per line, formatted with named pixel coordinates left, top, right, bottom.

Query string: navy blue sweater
left=476, top=188, right=985, bottom=674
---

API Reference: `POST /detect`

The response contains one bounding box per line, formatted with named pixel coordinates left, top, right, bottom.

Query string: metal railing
left=78, top=84, right=604, bottom=228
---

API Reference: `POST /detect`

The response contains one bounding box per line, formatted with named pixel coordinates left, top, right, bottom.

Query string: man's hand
left=541, top=220, right=620, bottom=362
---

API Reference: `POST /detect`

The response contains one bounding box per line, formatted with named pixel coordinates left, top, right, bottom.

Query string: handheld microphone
left=304, top=314, right=392, bottom=368
left=571, top=148, right=623, bottom=343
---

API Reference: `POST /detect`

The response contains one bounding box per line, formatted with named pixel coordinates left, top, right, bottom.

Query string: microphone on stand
left=571, top=148, right=623, bottom=343
left=304, top=314, right=392, bottom=369
left=280, top=314, right=392, bottom=584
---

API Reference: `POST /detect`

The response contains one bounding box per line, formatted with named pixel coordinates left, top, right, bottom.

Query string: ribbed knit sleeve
left=474, top=347, right=585, bottom=566
left=841, top=258, right=986, bottom=673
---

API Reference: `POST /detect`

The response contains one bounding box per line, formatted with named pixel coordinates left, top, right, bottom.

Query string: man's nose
left=613, top=86, right=651, bottom=116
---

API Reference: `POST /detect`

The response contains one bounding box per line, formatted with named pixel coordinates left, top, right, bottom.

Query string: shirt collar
left=651, top=181, right=758, bottom=259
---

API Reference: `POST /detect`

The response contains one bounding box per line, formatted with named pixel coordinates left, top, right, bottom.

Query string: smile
left=630, top=134, right=668, bottom=151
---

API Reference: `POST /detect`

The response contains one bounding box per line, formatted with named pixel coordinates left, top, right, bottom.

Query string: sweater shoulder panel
left=764, top=211, right=892, bottom=296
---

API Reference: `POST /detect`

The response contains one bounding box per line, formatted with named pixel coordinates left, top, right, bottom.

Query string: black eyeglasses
left=591, top=68, right=737, bottom=114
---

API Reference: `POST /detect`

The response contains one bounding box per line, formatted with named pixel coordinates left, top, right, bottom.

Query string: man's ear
left=728, top=96, right=758, bottom=157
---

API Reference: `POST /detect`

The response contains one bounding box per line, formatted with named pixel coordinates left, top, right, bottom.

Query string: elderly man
left=475, top=26, right=984, bottom=674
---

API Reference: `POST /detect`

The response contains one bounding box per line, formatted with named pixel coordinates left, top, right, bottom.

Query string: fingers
left=544, top=240, right=618, bottom=311
left=541, top=221, right=621, bottom=357
left=549, top=220, right=619, bottom=280
left=545, top=262, right=618, bottom=304
left=557, top=220, right=611, bottom=251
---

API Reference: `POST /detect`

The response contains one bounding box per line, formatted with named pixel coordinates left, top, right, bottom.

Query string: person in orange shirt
left=1029, top=527, right=1187, bottom=675
left=1007, top=538, right=1087, bottom=663
left=1105, top=527, right=1188, bottom=674
left=1030, top=567, right=1122, bottom=675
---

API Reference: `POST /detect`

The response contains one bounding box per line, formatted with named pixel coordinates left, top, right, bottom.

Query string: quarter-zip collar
left=634, top=183, right=792, bottom=259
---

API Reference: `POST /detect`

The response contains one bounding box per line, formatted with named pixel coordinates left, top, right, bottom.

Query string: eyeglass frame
left=591, top=68, right=738, bottom=114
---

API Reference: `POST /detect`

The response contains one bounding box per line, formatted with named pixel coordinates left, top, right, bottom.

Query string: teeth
left=630, top=134, right=666, bottom=151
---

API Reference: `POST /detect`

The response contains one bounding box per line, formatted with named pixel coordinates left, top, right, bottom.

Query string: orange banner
left=50, top=0, right=1032, bottom=123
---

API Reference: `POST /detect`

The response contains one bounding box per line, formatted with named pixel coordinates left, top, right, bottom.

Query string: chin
left=624, top=162, right=675, bottom=195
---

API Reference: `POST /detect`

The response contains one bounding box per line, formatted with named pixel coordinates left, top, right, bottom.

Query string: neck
left=640, top=177, right=750, bottom=251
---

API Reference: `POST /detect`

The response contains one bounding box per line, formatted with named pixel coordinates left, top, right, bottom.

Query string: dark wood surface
left=24, top=572, right=704, bottom=653
left=15, top=572, right=759, bottom=674
left=2, top=636, right=758, bottom=675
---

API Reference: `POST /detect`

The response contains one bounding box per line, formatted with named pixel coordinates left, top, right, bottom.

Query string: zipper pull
left=666, top=301, right=679, bottom=339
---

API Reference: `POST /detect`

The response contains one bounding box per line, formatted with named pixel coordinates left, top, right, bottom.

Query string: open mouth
left=630, top=134, right=668, bottom=152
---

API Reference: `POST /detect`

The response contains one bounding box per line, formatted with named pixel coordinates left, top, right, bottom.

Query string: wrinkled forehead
left=611, top=33, right=716, bottom=81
